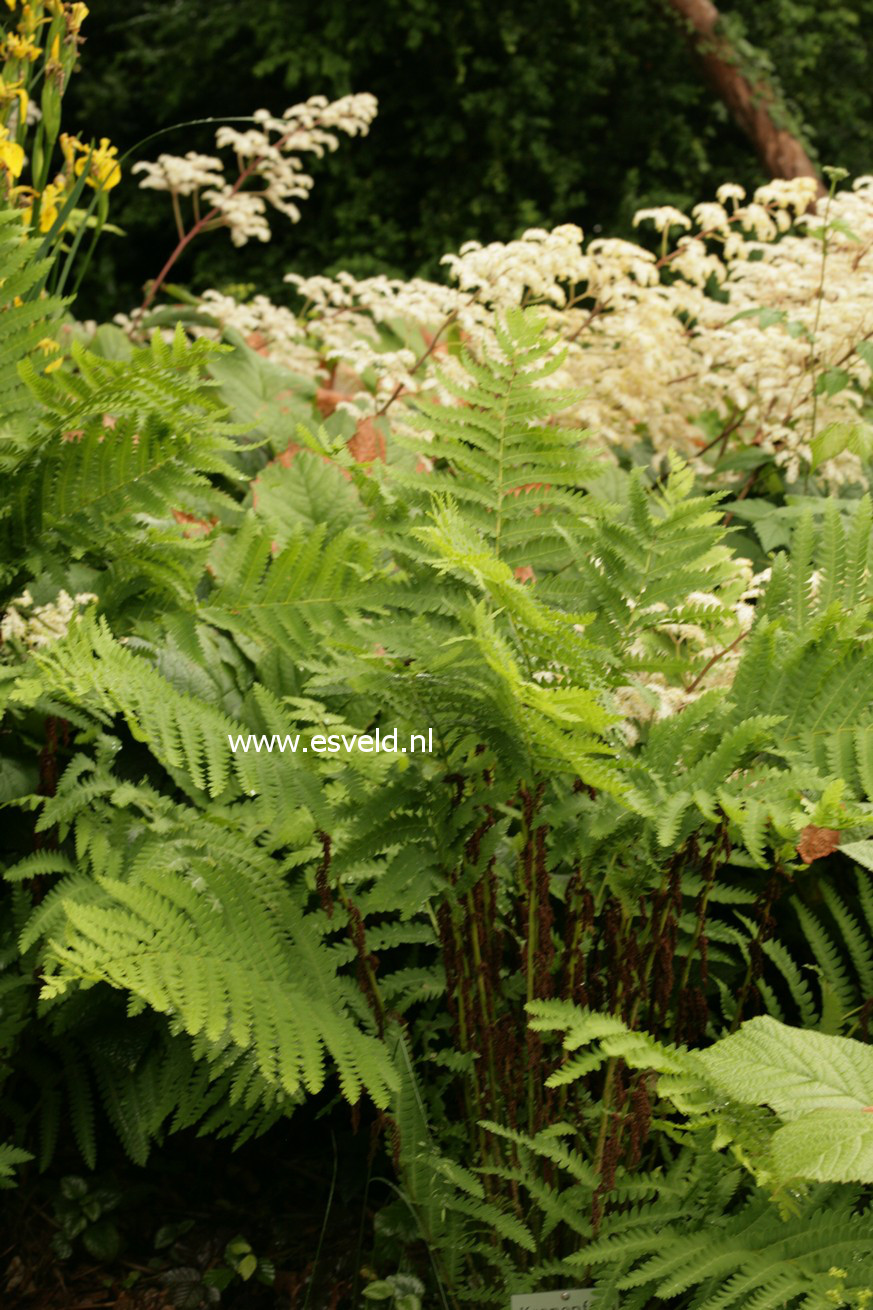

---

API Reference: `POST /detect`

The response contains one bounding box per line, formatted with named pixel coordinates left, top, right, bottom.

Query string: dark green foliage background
left=67, top=0, right=873, bottom=318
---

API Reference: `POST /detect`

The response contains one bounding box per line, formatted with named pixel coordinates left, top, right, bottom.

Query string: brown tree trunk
left=665, top=0, right=824, bottom=192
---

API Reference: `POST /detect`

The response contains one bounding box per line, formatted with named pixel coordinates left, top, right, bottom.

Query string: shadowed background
left=66, top=0, right=873, bottom=317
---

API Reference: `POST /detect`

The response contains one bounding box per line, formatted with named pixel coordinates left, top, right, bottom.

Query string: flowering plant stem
left=137, top=129, right=292, bottom=317
left=807, top=169, right=842, bottom=461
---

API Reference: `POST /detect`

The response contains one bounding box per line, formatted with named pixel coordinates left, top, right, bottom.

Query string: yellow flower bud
left=25, top=181, right=63, bottom=231
left=66, top=2, right=88, bottom=34
left=59, top=132, right=80, bottom=169
left=0, top=76, right=28, bottom=121
left=16, top=3, right=44, bottom=36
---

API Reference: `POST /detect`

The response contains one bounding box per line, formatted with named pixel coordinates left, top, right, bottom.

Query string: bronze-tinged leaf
left=244, top=330, right=269, bottom=356
left=315, top=387, right=345, bottom=418
left=796, top=825, right=840, bottom=864
left=347, top=418, right=386, bottom=464
left=172, top=509, right=216, bottom=538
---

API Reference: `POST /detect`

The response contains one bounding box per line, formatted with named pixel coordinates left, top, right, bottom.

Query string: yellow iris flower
left=73, top=136, right=121, bottom=191
left=59, top=130, right=80, bottom=169
left=15, top=4, right=47, bottom=37
left=18, top=180, right=62, bottom=231
left=4, top=31, right=41, bottom=60
left=0, top=125, right=24, bottom=180
left=66, top=3, right=88, bottom=33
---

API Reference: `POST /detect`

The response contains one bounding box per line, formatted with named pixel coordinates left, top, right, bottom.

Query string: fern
left=541, top=453, right=741, bottom=675
left=7, top=300, right=873, bottom=1310
left=583, top=1185, right=873, bottom=1310
left=199, top=514, right=377, bottom=653
left=392, top=308, right=599, bottom=574
left=3, top=325, right=244, bottom=606
left=13, top=753, right=395, bottom=1112
left=0, top=1143, right=32, bottom=1188
left=0, top=209, right=67, bottom=477
left=529, top=1003, right=873, bottom=1188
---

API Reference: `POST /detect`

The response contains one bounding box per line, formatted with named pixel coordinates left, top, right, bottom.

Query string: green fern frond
left=11, top=614, right=333, bottom=824
left=20, top=782, right=396, bottom=1112
left=200, top=514, right=376, bottom=652
left=395, top=307, right=599, bottom=571
left=0, top=208, right=67, bottom=476
left=0, top=1142, right=32, bottom=1188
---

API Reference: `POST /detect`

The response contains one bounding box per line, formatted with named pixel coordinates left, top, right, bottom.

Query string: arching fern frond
left=17, top=771, right=395, bottom=1112
left=10, top=613, right=332, bottom=824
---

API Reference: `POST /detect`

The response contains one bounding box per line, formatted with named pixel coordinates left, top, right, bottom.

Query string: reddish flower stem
left=137, top=119, right=328, bottom=317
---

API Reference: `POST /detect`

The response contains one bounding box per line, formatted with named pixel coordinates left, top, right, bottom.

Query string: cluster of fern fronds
left=3, top=207, right=873, bottom=1308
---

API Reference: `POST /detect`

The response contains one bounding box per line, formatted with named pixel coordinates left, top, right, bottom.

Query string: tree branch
left=664, top=0, right=824, bottom=191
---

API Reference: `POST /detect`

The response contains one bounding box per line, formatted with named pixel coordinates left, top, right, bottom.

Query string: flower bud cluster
left=132, top=94, right=378, bottom=247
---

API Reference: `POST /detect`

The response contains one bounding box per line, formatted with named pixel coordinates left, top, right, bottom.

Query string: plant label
left=510, top=1292, right=595, bottom=1310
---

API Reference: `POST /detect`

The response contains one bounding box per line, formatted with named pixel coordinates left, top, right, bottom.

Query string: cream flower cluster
left=123, top=161, right=873, bottom=500
left=132, top=151, right=225, bottom=197
left=195, top=290, right=319, bottom=372
left=440, top=225, right=590, bottom=307
left=0, top=589, right=97, bottom=651
left=132, top=94, right=378, bottom=247
left=228, top=172, right=873, bottom=490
